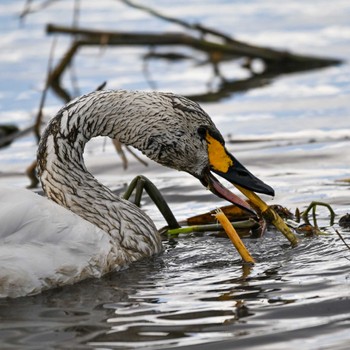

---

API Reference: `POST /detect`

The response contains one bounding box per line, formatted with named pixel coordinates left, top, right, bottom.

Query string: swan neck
left=36, top=90, right=162, bottom=258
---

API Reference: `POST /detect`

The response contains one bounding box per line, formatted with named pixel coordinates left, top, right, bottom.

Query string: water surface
left=0, top=1, right=349, bottom=349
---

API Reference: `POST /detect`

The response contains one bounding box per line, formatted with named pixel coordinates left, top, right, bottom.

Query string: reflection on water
left=1, top=0, right=350, bottom=349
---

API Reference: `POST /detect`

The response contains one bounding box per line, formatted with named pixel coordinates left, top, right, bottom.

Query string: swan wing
left=0, top=187, right=119, bottom=298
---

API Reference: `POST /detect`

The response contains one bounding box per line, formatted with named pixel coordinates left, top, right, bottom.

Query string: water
left=0, top=232, right=349, bottom=349
left=0, top=1, right=350, bottom=349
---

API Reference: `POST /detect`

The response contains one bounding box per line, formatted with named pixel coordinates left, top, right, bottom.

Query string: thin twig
left=142, top=53, right=157, bottom=91
left=69, top=0, right=81, bottom=97
left=33, top=37, right=57, bottom=142
left=19, top=0, right=59, bottom=21
left=112, top=139, right=128, bottom=169
left=119, top=0, right=234, bottom=43
left=112, top=140, right=148, bottom=169
left=95, top=81, right=107, bottom=90
left=335, top=230, right=350, bottom=251
left=19, top=0, right=33, bottom=21
left=125, top=145, right=148, bottom=167
left=119, top=0, right=195, bottom=32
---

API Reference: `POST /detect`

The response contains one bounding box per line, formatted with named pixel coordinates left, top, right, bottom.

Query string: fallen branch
left=45, top=23, right=341, bottom=102
left=47, top=24, right=341, bottom=67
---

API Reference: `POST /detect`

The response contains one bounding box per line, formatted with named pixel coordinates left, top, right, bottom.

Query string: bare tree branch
left=19, top=0, right=60, bottom=21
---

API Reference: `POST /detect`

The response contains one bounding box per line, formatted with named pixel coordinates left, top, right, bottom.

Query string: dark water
left=1, top=1, right=350, bottom=349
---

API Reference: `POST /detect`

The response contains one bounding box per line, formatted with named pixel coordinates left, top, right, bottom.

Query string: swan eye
left=197, top=126, right=207, bottom=140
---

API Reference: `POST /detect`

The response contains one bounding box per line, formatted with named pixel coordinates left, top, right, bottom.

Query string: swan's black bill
left=211, top=153, right=275, bottom=197
left=201, top=130, right=274, bottom=214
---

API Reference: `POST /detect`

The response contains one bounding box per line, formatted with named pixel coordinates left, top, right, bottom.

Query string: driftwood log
left=45, top=23, right=341, bottom=103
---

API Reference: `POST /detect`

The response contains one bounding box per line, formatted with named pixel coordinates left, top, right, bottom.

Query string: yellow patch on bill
left=206, top=132, right=233, bottom=173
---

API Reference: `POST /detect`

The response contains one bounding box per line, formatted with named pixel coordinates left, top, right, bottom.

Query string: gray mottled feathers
left=37, top=90, right=222, bottom=265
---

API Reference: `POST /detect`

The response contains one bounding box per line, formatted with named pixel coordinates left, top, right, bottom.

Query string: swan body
left=0, top=90, right=273, bottom=298
left=0, top=186, right=117, bottom=298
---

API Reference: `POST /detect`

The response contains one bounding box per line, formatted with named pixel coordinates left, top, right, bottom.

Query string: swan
left=0, top=90, right=274, bottom=298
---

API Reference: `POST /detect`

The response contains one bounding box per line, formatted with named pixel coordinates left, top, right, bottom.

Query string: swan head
left=131, top=92, right=274, bottom=213
left=40, top=90, right=273, bottom=215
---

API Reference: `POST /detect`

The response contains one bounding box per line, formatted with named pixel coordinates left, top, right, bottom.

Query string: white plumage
left=0, top=186, right=117, bottom=298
